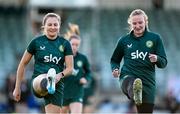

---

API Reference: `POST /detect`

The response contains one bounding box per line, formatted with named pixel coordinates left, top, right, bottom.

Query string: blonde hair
left=69, top=34, right=81, bottom=41
left=127, top=9, right=149, bottom=31
left=68, top=23, right=80, bottom=35
left=64, top=23, right=80, bottom=40
left=42, top=13, right=61, bottom=26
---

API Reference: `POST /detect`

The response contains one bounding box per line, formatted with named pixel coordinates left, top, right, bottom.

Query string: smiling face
left=43, top=17, right=60, bottom=39
left=130, top=14, right=146, bottom=37
left=128, top=9, right=148, bottom=37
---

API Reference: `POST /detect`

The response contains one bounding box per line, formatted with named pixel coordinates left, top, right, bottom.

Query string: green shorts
left=63, top=97, right=83, bottom=106
left=83, top=96, right=91, bottom=106
left=31, top=80, right=64, bottom=107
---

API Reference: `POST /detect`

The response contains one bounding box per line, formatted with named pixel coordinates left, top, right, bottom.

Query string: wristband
left=61, top=72, right=65, bottom=78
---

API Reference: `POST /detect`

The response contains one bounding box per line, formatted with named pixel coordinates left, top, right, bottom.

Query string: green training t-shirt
left=63, top=52, right=91, bottom=99
left=111, top=30, right=167, bottom=103
left=27, top=35, right=73, bottom=104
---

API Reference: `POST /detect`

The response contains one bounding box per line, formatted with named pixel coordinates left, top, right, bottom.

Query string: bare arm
left=56, top=55, right=73, bottom=81
left=63, top=55, right=74, bottom=76
left=13, top=50, right=32, bottom=101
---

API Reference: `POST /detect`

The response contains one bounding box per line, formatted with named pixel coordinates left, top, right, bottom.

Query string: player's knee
left=32, top=74, right=48, bottom=98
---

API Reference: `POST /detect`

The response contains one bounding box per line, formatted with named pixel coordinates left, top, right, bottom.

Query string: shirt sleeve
left=110, top=37, right=124, bottom=71
left=27, top=39, right=36, bottom=55
left=155, top=35, right=168, bottom=68
left=64, top=40, right=73, bottom=56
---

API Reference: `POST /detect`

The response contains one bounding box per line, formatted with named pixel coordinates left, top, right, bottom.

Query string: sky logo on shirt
left=131, top=50, right=148, bottom=60
left=44, top=54, right=61, bottom=64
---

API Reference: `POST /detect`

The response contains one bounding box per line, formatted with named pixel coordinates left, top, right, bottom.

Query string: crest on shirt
left=77, top=60, right=83, bottom=67
left=146, top=40, right=153, bottom=48
left=59, top=45, right=64, bottom=52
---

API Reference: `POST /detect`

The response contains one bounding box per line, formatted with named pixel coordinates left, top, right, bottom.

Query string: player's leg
left=121, top=76, right=136, bottom=99
left=62, top=98, right=70, bottom=114
left=136, top=103, right=154, bottom=113
left=46, top=68, right=56, bottom=94
left=44, top=75, right=64, bottom=114
left=32, top=74, right=48, bottom=98
left=83, top=104, right=94, bottom=113
left=69, top=97, right=83, bottom=113
left=83, top=97, right=92, bottom=113
left=121, top=76, right=142, bottom=105
left=45, top=104, right=61, bottom=113
left=69, top=102, right=83, bottom=113
left=62, top=106, right=70, bottom=114
left=32, top=68, right=57, bottom=97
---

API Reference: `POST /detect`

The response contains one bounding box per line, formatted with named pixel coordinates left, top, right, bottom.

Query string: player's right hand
left=79, top=77, right=87, bottom=85
left=13, top=88, right=21, bottom=102
left=112, top=69, right=120, bottom=78
left=55, top=73, right=63, bottom=83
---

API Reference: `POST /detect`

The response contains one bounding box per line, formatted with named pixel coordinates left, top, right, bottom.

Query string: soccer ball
left=32, top=74, right=48, bottom=98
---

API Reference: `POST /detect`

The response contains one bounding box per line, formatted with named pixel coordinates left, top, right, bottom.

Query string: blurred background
left=0, top=0, right=180, bottom=113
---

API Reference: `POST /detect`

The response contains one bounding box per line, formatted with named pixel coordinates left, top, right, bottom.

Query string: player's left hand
left=149, top=53, right=157, bottom=63
left=80, top=77, right=87, bottom=85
